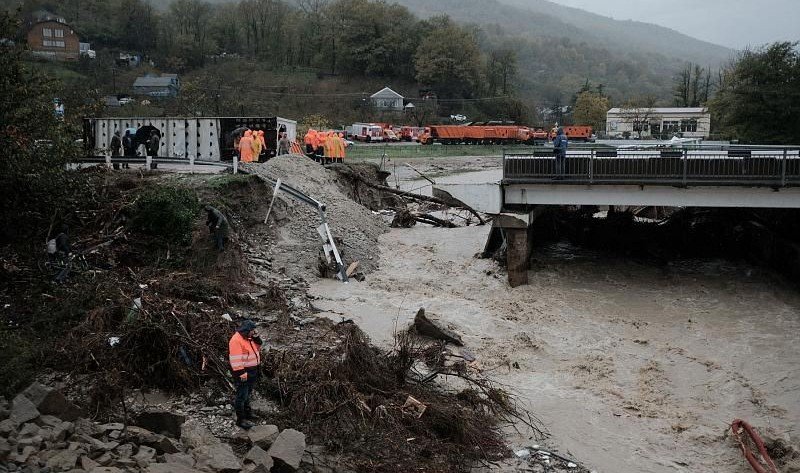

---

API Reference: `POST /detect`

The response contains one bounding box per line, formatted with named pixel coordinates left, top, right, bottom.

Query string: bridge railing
left=503, top=147, right=800, bottom=187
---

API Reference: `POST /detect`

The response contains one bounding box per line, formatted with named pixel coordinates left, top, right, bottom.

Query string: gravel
left=241, top=156, right=388, bottom=282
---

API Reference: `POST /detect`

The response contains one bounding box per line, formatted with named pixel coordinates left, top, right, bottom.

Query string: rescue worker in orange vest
left=304, top=129, right=316, bottom=155
left=251, top=130, right=263, bottom=163
left=337, top=132, right=347, bottom=160
left=229, top=319, right=262, bottom=429
left=257, top=130, right=266, bottom=160
left=314, top=131, right=325, bottom=162
left=239, top=130, right=254, bottom=163
left=323, top=131, right=333, bottom=164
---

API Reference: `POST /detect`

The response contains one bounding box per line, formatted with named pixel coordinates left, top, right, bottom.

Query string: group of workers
left=303, top=129, right=347, bottom=163
left=235, top=129, right=267, bottom=163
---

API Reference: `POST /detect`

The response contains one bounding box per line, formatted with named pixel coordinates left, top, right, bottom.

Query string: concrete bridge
left=432, top=145, right=800, bottom=286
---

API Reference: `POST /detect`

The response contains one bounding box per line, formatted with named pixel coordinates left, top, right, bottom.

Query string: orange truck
left=420, top=125, right=534, bottom=145
left=549, top=126, right=594, bottom=142
left=400, top=126, right=427, bottom=142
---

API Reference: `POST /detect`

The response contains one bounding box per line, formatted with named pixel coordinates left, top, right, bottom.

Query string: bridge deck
left=504, top=148, right=800, bottom=187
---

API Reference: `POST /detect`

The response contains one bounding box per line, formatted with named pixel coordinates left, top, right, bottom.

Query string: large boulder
left=125, top=425, right=180, bottom=454
left=412, top=308, right=464, bottom=346
left=163, top=452, right=195, bottom=468
left=133, top=444, right=157, bottom=467
left=267, top=429, right=306, bottom=471
left=0, top=418, right=16, bottom=436
left=21, top=383, right=81, bottom=421
left=180, top=419, right=218, bottom=449
left=45, top=449, right=79, bottom=471
left=9, top=394, right=40, bottom=426
left=245, top=445, right=274, bottom=471
left=193, top=443, right=241, bottom=473
left=134, top=410, right=186, bottom=438
left=247, top=424, right=280, bottom=449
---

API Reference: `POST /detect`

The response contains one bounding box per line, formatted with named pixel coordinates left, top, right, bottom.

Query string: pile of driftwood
left=261, top=314, right=544, bottom=472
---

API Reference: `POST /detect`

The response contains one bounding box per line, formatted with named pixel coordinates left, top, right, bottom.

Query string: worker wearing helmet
left=229, top=319, right=263, bottom=429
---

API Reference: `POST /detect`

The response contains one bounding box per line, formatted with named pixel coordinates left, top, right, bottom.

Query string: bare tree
left=618, top=96, right=657, bottom=139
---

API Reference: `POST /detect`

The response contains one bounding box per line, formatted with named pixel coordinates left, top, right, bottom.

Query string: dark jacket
left=110, top=135, right=122, bottom=156
left=554, top=133, right=568, bottom=151
left=122, top=134, right=135, bottom=156
left=147, top=134, right=160, bottom=157
left=206, top=207, right=228, bottom=232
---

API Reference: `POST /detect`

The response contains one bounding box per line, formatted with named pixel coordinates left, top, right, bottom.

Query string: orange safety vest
left=228, top=331, right=261, bottom=373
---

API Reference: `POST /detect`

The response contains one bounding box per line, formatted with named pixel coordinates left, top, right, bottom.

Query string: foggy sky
left=546, top=0, right=799, bottom=49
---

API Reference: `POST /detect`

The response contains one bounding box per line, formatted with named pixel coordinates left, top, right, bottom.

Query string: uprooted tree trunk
left=330, top=165, right=486, bottom=225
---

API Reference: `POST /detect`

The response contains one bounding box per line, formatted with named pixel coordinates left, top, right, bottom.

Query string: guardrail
left=503, top=147, right=800, bottom=187
left=76, top=156, right=229, bottom=167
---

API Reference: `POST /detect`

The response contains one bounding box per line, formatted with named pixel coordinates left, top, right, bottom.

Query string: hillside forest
left=3, top=0, right=799, bottom=142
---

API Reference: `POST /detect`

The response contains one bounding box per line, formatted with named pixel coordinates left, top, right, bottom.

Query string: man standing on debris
left=229, top=319, right=262, bottom=430
left=204, top=204, right=228, bottom=251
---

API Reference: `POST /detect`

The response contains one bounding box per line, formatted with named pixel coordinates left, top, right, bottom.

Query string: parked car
left=119, top=97, right=135, bottom=106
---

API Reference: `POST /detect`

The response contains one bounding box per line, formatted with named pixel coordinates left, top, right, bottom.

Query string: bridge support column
left=491, top=213, right=533, bottom=288
left=506, top=226, right=530, bottom=288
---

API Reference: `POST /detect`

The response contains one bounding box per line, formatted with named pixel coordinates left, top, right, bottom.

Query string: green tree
left=486, top=48, right=517, bottom=96
left=0, top=10, right=83, bottom=241
left=414, top=16, right=483, bottom=99
left=573, top=91, right=610, bottom=130
left=117, top=0, right=157, bottom=53
left=710, top=42, right=800, bottom=144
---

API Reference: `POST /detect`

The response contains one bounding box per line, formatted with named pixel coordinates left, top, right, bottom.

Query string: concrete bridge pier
left=484, top=209, right=546, bottom=287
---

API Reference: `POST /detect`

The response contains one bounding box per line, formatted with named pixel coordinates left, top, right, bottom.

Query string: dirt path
left=309, top=225, right=800, bottom=472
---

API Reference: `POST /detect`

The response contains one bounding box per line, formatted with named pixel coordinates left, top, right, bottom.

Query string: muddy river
left=311, top=160, right=800, bottom=472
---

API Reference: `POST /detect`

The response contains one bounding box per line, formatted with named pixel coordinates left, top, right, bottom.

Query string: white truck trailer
left=83, top=116, right=297, bottom=161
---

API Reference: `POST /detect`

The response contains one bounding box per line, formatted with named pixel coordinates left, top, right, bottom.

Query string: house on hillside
left=26, top=15, right=81, bottom=61
left=371, top=87, right=404, bottom=111
left=133, top=74, right=181, bottom=98
left=606, top=107, right=711, bottom=139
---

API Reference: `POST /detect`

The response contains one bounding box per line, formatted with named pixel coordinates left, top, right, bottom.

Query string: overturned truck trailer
left=83, top=117, right=297, bottom=162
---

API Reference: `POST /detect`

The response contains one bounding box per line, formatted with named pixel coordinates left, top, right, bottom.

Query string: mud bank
left=309, top=225, right=800, bottom=473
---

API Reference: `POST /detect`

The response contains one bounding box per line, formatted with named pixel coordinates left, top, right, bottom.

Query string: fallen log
left=414, top=214, right=459, bottom=228
left=413, top=308, right=464, bottom=346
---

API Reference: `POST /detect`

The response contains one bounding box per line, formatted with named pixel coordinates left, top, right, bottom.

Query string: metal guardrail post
left=682, top=149, right=688, bottom=186
left=781, top=148, right=788, bottom=187
left=145, top=154, right=152, bottom=171
left=502, top=148, right=506, bottom=181
left=589, top=149, right=594, bottom=184
left=233, top=155, right=238, bottom=175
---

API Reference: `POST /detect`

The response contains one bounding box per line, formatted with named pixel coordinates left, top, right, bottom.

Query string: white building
left=606, top=107, right=711, bottom=139
left=370, top=87, right=404, bottom=111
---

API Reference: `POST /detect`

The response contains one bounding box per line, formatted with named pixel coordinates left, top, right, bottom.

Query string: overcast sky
left=546, top=0, right=800, bottom=49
